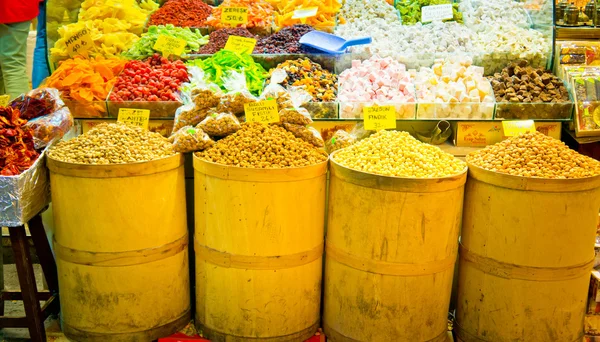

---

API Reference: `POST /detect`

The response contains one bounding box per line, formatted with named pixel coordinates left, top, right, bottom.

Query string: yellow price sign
left=502, top=120, right=535, bottom=137
left=65, top=28, right=94, bottom=58
left=363, top=105, right=396, bottom=130
left=0, top=95, right=9, bottom=107
left=117, top=108, right=150, bottom=129
left=153, top=35, right=187, bottom=57
left=292, top=7, right=318, bottom=23
left=221, top=7, right=249, bottom=26
left=244, top=100, right=279, bottom=124
left=224, top=36, right=257, bottom=54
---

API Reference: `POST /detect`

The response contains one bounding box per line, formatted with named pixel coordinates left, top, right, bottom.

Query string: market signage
left=224, top=36, right=257, bottom=54
left=117, top=108, right=151, bottom=129
left=65, top=28, right=94, bottom=57
left=153, top=35, right=186, bottom=57
left=421, top=4, right=453, bottom=23
left=363, top=105, right=396, bottom=130
left=502, top=120, right=535, bottom=137
left=244, top=100, right=279, bottom=124
left=221, top=7, right=249, bottom=26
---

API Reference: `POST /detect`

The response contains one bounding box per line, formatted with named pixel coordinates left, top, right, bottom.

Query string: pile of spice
left=123, top=25, right=208, bottom=58
left=196, top=123, right=327, bottom=168
left=333, top=130, right=466, bottom=178
left=206, top=0, right=274, bottom=33
left=109, top=54, right=189, bottom=102
left=197, top=28, right=258, bottom=54
left=49, top=123, right=175, bottom=164
left=187, top=51, right=267, bottom=96
left=467, top=132, right=600, bottom=179
left=270, top=58, right=337, bottom=102
left=254, top=25, right=314, bottom=54
left=0, top=107, right=39, bottom=176
left=266, top=0, right=342, bottom=28
left=148, top=0, right=212, bottom=27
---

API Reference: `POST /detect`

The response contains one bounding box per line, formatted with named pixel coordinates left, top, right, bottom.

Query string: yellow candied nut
left=333, top=130, right=466, bottom=178
left=467, top=131, right=600, bottom=179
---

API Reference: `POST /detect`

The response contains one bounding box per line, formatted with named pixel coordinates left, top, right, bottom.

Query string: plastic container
left=494, top=79, right=574, bottom=120
left=48, top=154, right=190, bottom=341
left=456, top=164, right=600, bottom=342
left=193, top=155, right=327, bottom=341
left=324, top=153, right=467, bottom=341
left=63, top=100, right=108, bottom=118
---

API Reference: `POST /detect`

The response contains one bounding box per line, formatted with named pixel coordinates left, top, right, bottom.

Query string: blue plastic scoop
left=299, top=31, right=372, bottom=54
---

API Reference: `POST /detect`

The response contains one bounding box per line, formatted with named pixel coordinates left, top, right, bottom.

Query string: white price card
left=421, top=4, right=453, bottom=23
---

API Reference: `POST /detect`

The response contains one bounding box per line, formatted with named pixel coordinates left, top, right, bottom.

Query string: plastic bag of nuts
left=283, top=123, right=324, bottom=147
left=197, top=111, right=241, bottom=137
left=173, top=103, right=212, bottom=132
left=217, top=70, right=258, bottom=116
left=325, top=130, right=356, bottom=153
left=168, top=126, right=214, bottom=153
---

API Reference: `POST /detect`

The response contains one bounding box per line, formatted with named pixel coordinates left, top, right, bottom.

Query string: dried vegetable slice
left=0, top=107, right=39, bottom=176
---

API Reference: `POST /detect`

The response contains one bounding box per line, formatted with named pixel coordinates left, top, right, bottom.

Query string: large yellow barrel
left=324, top=155, right=467, bottom=342
left=193, top=155, right=327, bottom=341
left=48, top=154, right=190, bottom=342
left=456, top=164, right=600, bottom=342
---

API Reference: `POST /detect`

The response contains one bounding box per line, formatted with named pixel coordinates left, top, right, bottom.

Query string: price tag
left=221, top=7, right=249, bottom=26
left=153, top=35, right=187, bottom=57
left=292, top=7, right=318, bottom=23
left=502, top=120, right=535, bottom=137
left=244, top=100, right=279, bottom=124
left=224, top=36, right=257, bottom=54
left=0, top=95, right=9, bottom=107
left=65, top=28, right=94, bottom=57
left=363, top=105, right=396, bottom=130
left=117, top=108, right=150, bottom=129
left=421, top=4, right=453, bottom=23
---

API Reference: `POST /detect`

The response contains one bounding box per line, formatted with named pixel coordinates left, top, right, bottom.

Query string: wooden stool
left=0, top=214, right=59, bottom=342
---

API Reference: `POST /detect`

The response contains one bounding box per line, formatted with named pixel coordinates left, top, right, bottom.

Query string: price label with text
left=153, top=35, right=187, bottom=57
left=421, top=4, right=453, bottom=23
left=0, top=95, right=9, bottom=107
left=118, top=108, right=150, bottom=129
left=502, top=120, right=535, bottom=137
left=65, top=28, right=94, bottom=57
left=221, top=7, right=249, bottom=26
left=244, top=100, right=279, bottom=124
left=363, top=105, right=396, bottom=130
left=292, top=7, right=318, bottom=23
left=224, top=36, right=257, bottom=54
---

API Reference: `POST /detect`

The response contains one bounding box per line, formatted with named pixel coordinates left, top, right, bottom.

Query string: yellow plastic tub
left=324, top=154, right=467, bottom=342
left=456, top=164, right=600, bottom=342
left=193, top=155, right=328, bottom=341
left=48, top=154, right=190, bottom=342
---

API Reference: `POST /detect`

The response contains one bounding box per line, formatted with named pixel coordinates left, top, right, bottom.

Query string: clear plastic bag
left=283, top=123, right=324, bottom=147
left=169, top=126, right=214, bottom=153
left=217, top=71, right=258, bottom=116
left=173, top=68, right=223, bottom=133
left=10, top=88, right=65, bottom=121
left=325, top=130, right=356, bottom=153
left=24, top=105, right=74, bottom=149
left=197, top=111, right=241, bottom=137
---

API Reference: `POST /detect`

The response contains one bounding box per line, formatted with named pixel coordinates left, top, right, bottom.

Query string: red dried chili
left=10, top=89, right=56, bottom=120
left=148, top=0, right=212, bottom=28
left=0, top=107, right=39, bottom=176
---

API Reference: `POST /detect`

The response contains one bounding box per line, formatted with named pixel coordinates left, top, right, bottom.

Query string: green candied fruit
left=396, top=0, right=464, bottom=25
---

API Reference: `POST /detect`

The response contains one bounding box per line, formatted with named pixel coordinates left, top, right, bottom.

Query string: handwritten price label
left=363, top=105, right=396, bottom=130
left=117, top=108, right=150, bottom=129
left=0, top=95, right=9, bottom=107
left=221, top=7, right=249, bottom=26
left=292, top=7, right=318, bottom=23
left=224, top=36, right=257, bottom=54
left=153, top=35, right=187, bottom=57
left=244, top=100, right=279, bottom=124
left=65, top=28, right=94, bottom=57
left=421, top=4, right=453, bottom=23
left=502, top=120, right=535, bottom=137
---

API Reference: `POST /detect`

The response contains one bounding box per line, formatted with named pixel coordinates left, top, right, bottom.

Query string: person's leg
left=33, top=0, right=49, bottom=88
left=0, top=21, right=31, bottom=99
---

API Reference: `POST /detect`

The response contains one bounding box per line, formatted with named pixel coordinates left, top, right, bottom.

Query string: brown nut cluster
left=169, top=126, right=214, bottom=153
left=490, top=61, right=569, bottom=103
left=283, top=123, right=324, bottom=147
left=198, top=112, right=241, bottom=137
left=49, top=123, right=175, bottom=164
left=279, top=107, right=313, bottom=125
left=217, top=91, right=257, bottom=116
left=196, top=122, right=327, bottom=168
left=467, top=131, right=600, bottom=179
left=174, top=88, right=223, bottom=132
left=325, top=130, right=356, bottom=153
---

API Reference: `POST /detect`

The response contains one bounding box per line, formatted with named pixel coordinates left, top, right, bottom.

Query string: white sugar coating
left=339, top=0, right=400, bottom=25
left=460, top=0, right=530, bottom=28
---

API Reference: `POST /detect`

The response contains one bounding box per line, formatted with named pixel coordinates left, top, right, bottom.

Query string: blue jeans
left=32, top=0, right=49, bottom=88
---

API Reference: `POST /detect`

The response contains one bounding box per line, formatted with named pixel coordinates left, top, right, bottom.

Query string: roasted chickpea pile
left=333, top=130, right=466, bottom=178
left=468, top=131, right=600, bottom=179
left=196, top=122, right=327, bottom=168
left=49, top=123, right=175, bottom=164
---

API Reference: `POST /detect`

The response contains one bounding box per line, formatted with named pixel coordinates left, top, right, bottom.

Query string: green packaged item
left=396, top=0, right=463, bottom=25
